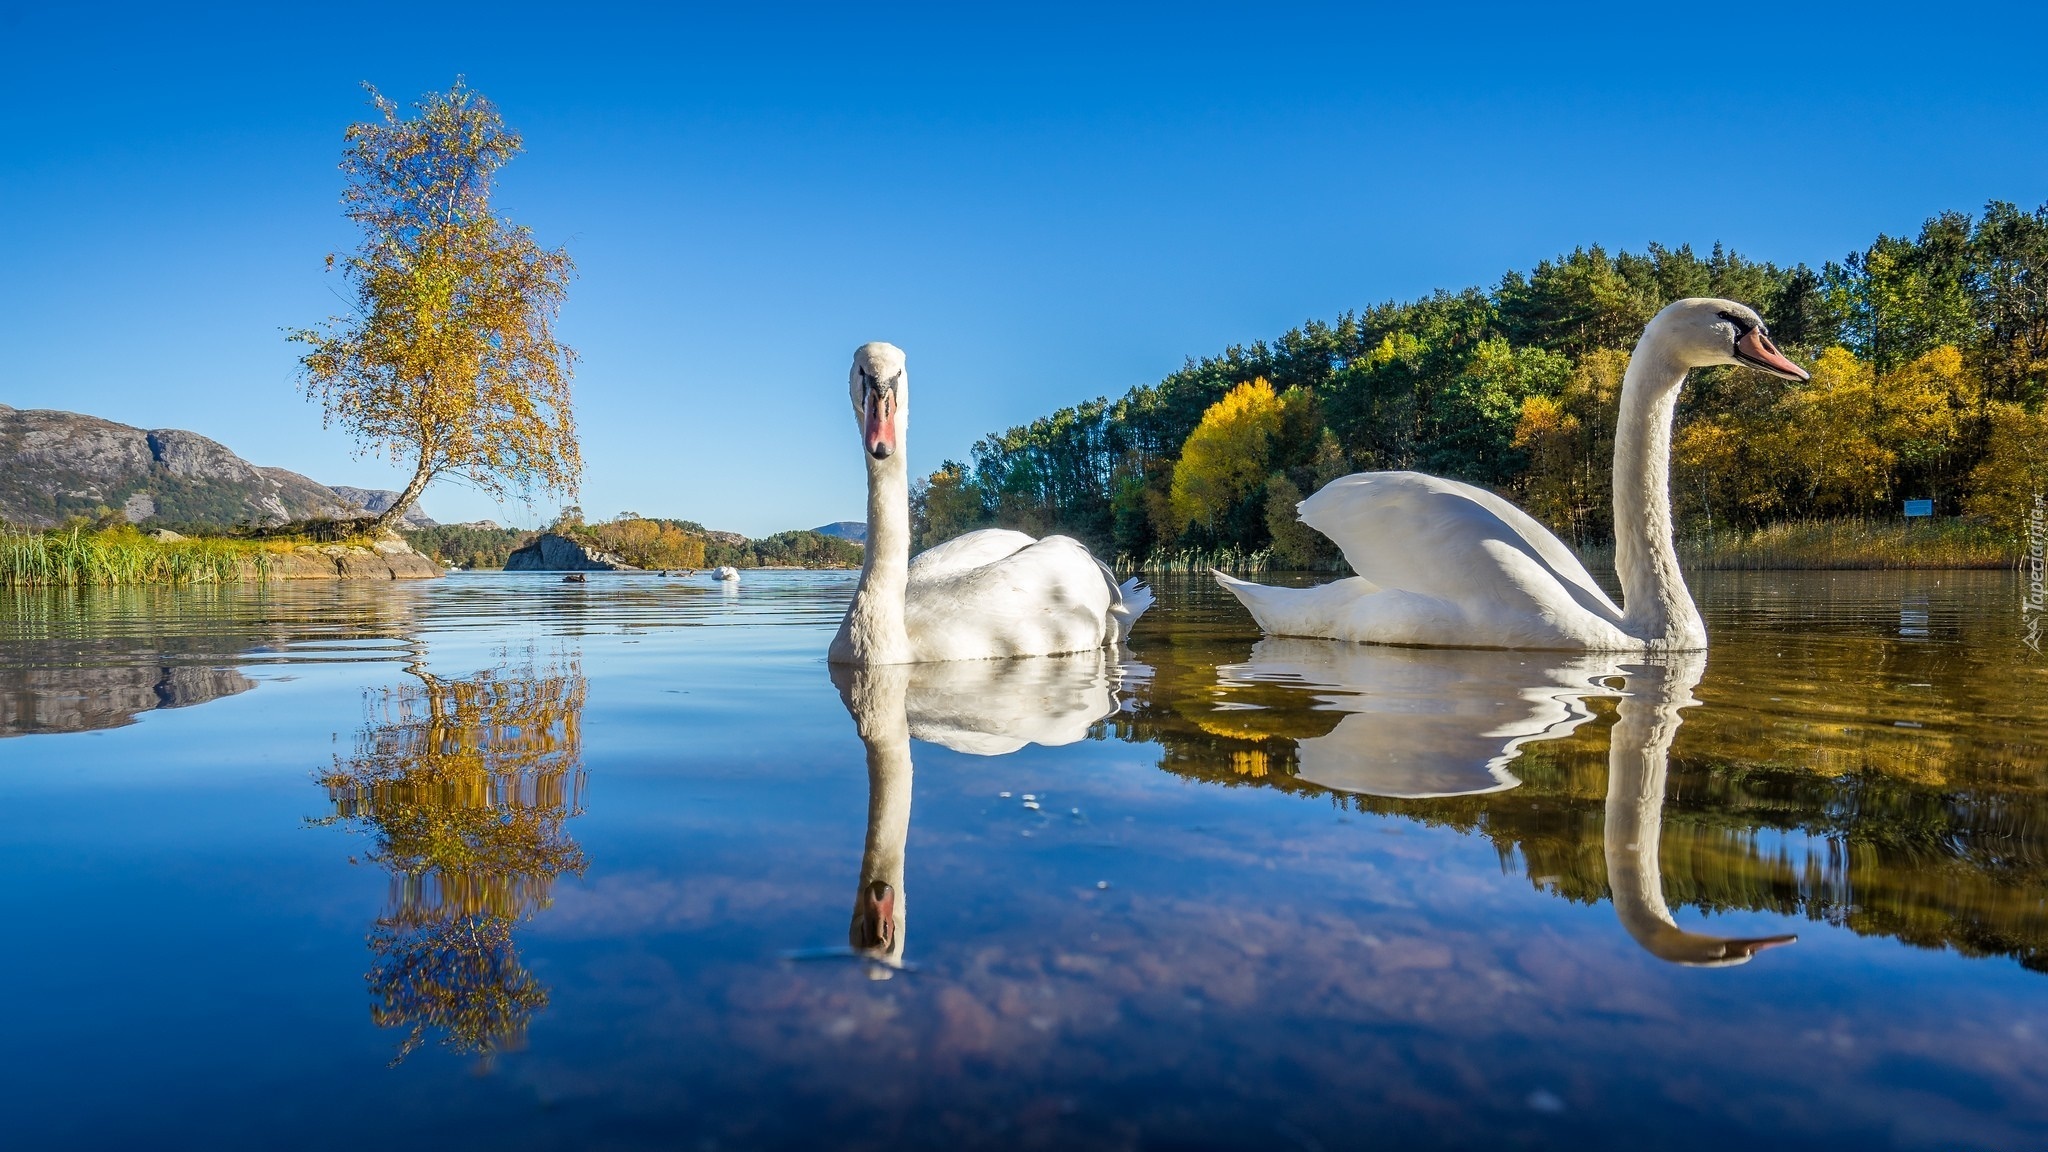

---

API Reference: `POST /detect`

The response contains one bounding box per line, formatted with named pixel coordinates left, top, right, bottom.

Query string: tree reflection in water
left=314, top=651, right=588, bottom=1064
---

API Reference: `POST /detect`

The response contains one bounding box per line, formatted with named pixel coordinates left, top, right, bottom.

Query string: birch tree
left=292, top=81, right=578, bottom=535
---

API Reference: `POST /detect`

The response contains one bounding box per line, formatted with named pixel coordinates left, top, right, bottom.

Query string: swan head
left=1654, top=298, right=1810, bottom=383
left=849, top=878, right=898, bottom=957
left=849, top=342, right=908, bottom=461
left=1658, top=931, right=1799, bottom=968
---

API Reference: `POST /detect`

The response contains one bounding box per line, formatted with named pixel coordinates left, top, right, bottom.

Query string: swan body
left=830, top=342, right=1153, bottom=665
left=1217, top=298, right=1809, bottom=651
left=715, top=565, right=740, bottom=582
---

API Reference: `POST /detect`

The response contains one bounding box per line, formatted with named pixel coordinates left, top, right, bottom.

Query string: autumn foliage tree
left=292, top=81, right=579, bottom=535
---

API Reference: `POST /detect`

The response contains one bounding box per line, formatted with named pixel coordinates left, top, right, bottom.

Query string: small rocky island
left=503, top=533, right=638, bottom=572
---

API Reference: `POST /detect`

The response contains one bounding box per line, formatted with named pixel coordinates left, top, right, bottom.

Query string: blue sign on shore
left=1903, top=499, right=1934, bottom=517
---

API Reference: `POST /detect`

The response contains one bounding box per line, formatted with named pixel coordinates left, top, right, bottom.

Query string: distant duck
left=1215, top=299, right=1809, bottom=651
left=715, top=566, right=741, bottom=582
left=830, top=341, right=1152, bottom=665
left=562, top=573, right=587, bottom=584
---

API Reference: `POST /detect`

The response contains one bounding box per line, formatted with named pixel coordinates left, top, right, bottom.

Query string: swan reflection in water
left=1212, top=640, right=1794, bottom=966
left=1603, top=652, right=1796, bottom=966
left=1214, top=640, right=1617, bottom=798
left=830, top=651, right=1130, bottom=969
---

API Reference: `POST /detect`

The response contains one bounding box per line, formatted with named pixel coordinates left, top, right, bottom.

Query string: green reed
left=0, top=528, right=277, bottom=587
left=1127, top=546, right=1276, bottom=575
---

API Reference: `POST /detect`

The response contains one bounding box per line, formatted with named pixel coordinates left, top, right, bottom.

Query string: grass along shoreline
left=0, top=524, right=454, bottom=587
left=1, top=527, right=285, bottom=587
left=4, top=516, right=2023, bottom=588
left=1581, top=518, right=2020, bottom=572
left=1129, top=517, right=2021, bottom=576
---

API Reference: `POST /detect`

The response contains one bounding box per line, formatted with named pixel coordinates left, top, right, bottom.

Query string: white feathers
left=900, top=529, right=1152, bottom=661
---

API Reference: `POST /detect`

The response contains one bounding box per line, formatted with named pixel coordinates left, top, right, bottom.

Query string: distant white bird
left=715, top=566, right=740, bottom=582
left=829, top=342, right=1152, bottom=665
left=1215, top=299, right=1809, bottom=651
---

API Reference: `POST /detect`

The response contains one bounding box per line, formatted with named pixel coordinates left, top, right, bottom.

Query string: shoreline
left=0, top=529, right=442, bottom=587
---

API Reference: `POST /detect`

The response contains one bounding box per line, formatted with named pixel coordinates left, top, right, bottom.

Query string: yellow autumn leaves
left=1169, top=378, right=1308, bottom=533
left=292, top=82, right=580, bottom=535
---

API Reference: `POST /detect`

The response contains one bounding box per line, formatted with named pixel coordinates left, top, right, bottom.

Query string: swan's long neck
left=1612, top=331, right=1705, bottom=648
left=832, top=450, right=913, bottom=664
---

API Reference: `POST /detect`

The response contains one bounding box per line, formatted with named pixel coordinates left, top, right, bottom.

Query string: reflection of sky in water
left=0, top=570, right=2044, bottom=1150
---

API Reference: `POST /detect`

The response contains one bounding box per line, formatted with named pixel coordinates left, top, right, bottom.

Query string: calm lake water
left=3, top=569, right=2045, bottom=1150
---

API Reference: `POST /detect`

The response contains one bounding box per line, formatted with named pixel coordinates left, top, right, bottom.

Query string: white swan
left=714, top=565, right=740, bottom=582
left=1215, top=298, right=1809, bottom=651
left=829, top=341, right=1154, bottom=665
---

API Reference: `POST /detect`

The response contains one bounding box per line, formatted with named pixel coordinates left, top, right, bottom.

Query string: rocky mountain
left=0, top=405, right=433, bottom=530
left=811, top=521, right=867, bottom=542
left=325, top=485, right=437, bottom=529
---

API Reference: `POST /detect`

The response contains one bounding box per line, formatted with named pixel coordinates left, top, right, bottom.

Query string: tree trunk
left=367, top=456, right=436, bottom=537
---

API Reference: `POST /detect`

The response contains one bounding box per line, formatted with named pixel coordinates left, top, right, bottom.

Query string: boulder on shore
left=503, top=533, right=638, bottom=572
left=261, top=538, right=444, bottom=580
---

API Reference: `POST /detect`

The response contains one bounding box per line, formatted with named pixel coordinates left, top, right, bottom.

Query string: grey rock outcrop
left=504, top=533, right=638, bottom=572
left=257, top=467, right=357, bottom=521
left=259, top=538, right=445, bottom=580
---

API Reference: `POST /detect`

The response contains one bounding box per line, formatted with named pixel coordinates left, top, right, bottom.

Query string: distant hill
left=0, top=405, right=433, bottom=530
left=811, top=521, right=867, bottom=542
left=326, top=486, right=437, bottom=529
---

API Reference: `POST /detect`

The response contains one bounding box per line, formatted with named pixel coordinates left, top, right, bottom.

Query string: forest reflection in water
left=314, top=650, right=588, bottom=1063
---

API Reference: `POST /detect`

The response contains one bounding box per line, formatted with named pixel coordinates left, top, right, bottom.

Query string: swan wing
left=905, top=534, right=1120, bottom=660
left=907, top=528, right=1039, bottom=583
left=1299, top=471, right=1623, bottom=624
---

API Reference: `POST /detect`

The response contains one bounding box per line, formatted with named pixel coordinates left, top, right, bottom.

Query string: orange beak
left=864, top=387, right=897, bottom=459
left=1734, top=328, right=1809, bottom=381
left=850, top=879, right=896, bottom=952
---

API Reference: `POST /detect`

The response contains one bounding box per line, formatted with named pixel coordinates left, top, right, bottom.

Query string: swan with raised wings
left=829, top=342, right=1153, bottom=665
left=1215, top=298, right=1809, bottom=651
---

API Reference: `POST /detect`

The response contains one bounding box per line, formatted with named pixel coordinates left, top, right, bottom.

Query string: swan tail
left=1213, top=568, right=1378, bottom=638
left=1211, top=568, right=1290, bottom=633
left=1109, top=576, right=1154, bottom=643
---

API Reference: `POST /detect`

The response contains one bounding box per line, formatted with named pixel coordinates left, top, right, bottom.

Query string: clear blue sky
left=4, top=2, right=2045, bottom=535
